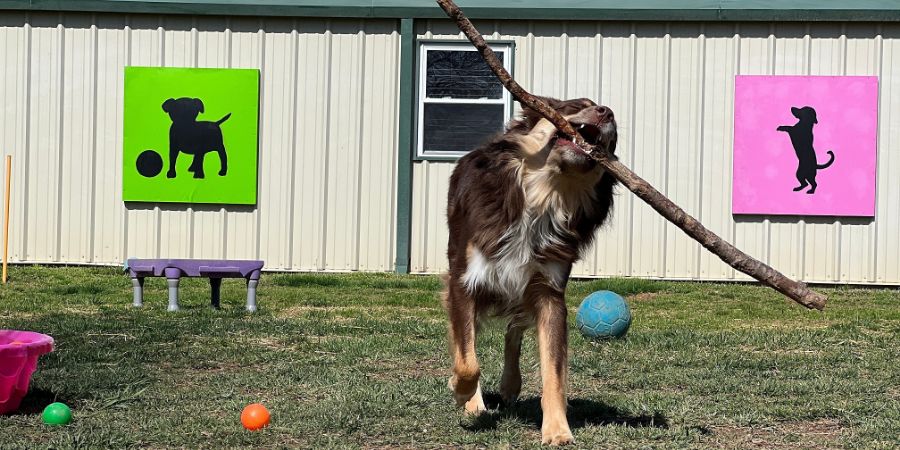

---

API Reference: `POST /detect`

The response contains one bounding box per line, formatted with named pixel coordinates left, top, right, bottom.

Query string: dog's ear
left=162, top=98, right=176, bottom=112
left=193, top=98, right=204, bottom=114
left=809, top=108, right=818, bottom=124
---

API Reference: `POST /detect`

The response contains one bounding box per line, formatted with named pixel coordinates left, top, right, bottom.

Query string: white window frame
left=416, top=42, right=513, bottom=159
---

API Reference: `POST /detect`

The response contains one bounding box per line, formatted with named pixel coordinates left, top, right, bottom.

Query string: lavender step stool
left=126, top=259, right=264, bottom=312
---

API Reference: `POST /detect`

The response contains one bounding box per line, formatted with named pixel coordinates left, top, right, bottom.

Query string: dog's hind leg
left=793, top=171, right=809, bottom=192
left=216, top=147, right=227, bottom=176
left=807, top=176, right=817, bottom=194
left=530, top=282, right=574, bottom=445
left=445, top=279, right=486, bottom=415
left=499, top=322, right=526, bottom=405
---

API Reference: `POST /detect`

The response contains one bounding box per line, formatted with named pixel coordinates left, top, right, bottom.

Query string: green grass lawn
left=0, top=266, right=898, bottom=449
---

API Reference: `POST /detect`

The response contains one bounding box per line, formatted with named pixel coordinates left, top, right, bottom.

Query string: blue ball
left=576, top=291, right=632, bottom=339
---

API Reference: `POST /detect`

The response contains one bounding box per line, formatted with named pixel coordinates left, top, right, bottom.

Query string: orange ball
left=240, top=403, right=270, bottom=431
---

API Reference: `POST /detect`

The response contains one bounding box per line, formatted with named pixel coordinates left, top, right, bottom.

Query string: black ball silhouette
left=136, top=150, right=163, bottom=178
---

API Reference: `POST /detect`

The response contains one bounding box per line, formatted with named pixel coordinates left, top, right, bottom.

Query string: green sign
left=123, top=67, right=259, bottom=204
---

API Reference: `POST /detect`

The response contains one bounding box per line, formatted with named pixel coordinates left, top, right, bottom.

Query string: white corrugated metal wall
left=1, top=12, right=898, bottom=284
left=0, top=12, right=399, bottom=271
left=411, top=20, right=900, bottom=285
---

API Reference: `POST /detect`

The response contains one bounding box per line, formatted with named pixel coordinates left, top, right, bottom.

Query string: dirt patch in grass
left=737, top=345, right=822, bottom=356
left=55, top=306, right=103, bottom=316
left=887, top=386, right=900, bottom=400
left=278, top=305, right=356, bottom=317
left=157, top=360, right=246, bottom=375
left=369, top=356, right=448, bottom=381
left=278, top=305, right=438, bottom=319
left=733, top=320, right=833, bottom=331
left=629, top=292, right=660, bottom=302
left=709, top=419, right=844, bottom=449
left=244, top=337, right=296, bottom=350
left=856, top=326, right=897, bottom=339
left=363, top=445, right=421, bottom=450
left=298, top=333, right=362, bottom=343
left=277, top=306, right=361, bottom=324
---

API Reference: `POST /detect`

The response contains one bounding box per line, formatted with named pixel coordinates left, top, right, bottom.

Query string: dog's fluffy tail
left=216, top=113, right=232, bottom=125
left=817, top=150, right=835, bottom=169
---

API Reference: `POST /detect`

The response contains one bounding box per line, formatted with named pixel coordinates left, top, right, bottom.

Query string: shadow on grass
left=6, top=388, right=74, bottom=416
left=465, top=392, right=669, bottom=431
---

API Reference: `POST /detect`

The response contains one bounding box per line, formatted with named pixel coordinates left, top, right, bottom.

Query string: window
left=416, top=42, right=513, bottom=159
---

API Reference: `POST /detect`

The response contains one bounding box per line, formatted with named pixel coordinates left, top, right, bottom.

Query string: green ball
left=42, top=402, right=72, bottom=425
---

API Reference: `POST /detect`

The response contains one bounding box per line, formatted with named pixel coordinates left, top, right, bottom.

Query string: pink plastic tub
left=0, top=330, right=54, bottom=415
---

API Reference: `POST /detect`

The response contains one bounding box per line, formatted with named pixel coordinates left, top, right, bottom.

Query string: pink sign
left=732, top=76, right=878, bottom=217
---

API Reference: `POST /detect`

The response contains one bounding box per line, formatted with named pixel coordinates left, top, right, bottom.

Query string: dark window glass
left=422, top=103, right=505, bottom=153
left=426, top=50, right=505, bottom=99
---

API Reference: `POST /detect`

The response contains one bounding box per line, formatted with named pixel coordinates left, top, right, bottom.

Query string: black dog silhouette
left=776, top=106, right=835, bottom=194
left=162, top=97, right=231, bottom=179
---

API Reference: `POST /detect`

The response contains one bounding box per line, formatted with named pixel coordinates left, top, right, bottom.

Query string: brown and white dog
left=443, top=97, right=617, bottom=445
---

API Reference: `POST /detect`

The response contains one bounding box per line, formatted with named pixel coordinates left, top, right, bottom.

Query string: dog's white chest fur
left=462, top=210, right=569, bottom=304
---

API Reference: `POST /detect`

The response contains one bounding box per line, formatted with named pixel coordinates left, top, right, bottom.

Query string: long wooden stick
left=436, top=0, right=826, bottom=310
left=3, top=155, right=10, bottom=284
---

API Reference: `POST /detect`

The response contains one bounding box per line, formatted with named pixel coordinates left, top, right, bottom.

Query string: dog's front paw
left=542, top=418, right=574, bottom=446
left=218, top=169, right=227, bottom=176
left=166, top=170, right=176, bottom=178
left=541, top=427, right=574, bottom=446
left=448, top=376, right=486, bottom=415
left=464, top=394, right=486, bottom=415
left=499, top=371, right=521, bottom=406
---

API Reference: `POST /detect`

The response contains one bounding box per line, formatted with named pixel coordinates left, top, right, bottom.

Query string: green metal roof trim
left=2, top=0, right=900, bottom=21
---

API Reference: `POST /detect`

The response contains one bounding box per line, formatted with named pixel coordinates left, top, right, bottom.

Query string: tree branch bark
left=435, top=0, right=826, bottom=310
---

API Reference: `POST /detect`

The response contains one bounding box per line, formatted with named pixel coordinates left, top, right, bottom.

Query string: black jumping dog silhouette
left=776, top=106, right=835, bottom=194
left=162, top=97, right=231, bottom=179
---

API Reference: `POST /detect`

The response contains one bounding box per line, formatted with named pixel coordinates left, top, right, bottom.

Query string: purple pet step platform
left=126, top=259, right=264, bottom=312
